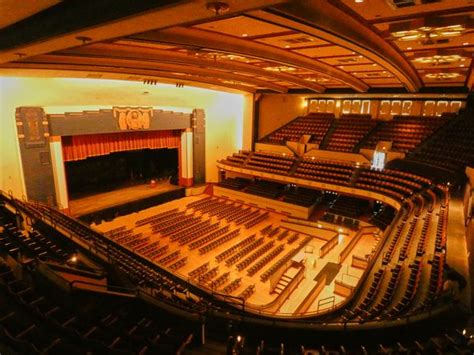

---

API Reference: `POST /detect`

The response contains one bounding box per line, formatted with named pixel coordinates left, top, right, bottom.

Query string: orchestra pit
left=0, top=1, right=474, bottom=354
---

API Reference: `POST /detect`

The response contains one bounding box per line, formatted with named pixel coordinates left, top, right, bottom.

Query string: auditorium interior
left=1, top=1, right=474, bottom=354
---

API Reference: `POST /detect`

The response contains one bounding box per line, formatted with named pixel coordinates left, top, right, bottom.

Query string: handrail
left=68, top=279, right=138, bottom=296
left=0, top=190, right=456, bottom=330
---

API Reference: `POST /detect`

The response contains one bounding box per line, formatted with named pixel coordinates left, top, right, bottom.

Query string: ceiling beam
left=58, top=42, right=326, bottom=92
left=15, top=54, right=288, bottom=93
left=129, top=27, right=369, bottom=92
left=0, top=0, right=287, bottom=64
left=253, top=2, right=423, bottom=92
left=0, top=62, right=257, bottom=93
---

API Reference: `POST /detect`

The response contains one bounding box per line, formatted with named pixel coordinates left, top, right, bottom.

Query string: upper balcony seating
left=326, top=115, right=376, bottom=152
left=262, top=113, right=334, bottom=145
left=246, top=152, right=295, bottom=175
left=220, top=153, right=431, bottom=203
left=409, top=111, right=474, bottom=172
left=294, top=157, right=354, bottom=185
left=362, top=115, right=447, bottom=153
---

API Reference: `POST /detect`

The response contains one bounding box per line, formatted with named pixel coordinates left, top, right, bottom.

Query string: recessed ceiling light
left=372, top=63, right=377, bottom=66
left=242, top=33, right=248, bottom=37
left=358, top=55, right=363, bottom=58
left=355, top=0, right=364, bottom=3
left=463, top=42, right=469, bottom=45
left=460, top=64, right=465, bottom=67
left=285, top=45, right=290, bottom=48
left=407, top=47, right=412, bottom=50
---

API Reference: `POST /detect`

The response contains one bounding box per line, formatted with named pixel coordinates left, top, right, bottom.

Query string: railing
left=0, top=190, right=456, bottom=330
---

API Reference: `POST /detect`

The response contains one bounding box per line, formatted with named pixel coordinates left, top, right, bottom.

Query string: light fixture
left=412, top=54, right=462, bottom=65
left=242, top=33, right=248, bottom=37
left=264, top=65, right=296, bottom=72
left=206, top=2, right=230, bottom=15
left=391, top=24, right=466, bottom=44
left=304, top=77, right=329, bottom=83
left=425, top=72, right=461, bottom=80
left=76, top=36, right=92, bottom=44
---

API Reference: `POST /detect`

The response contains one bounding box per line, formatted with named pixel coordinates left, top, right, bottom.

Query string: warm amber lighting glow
left=392, top=24, right=465, bottom=42
left=425, top=72, right=461, bottom=80
left=413, top=54, right=462, bottom=65
left=263, top=65, right=296, bottom=72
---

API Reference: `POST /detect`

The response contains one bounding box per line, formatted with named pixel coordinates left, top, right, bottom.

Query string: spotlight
left=70, top=255, right=78, bottom=263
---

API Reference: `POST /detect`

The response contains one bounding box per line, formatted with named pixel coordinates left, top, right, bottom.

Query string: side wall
left=257, top=93, right=467, bottom=140
left=258, top=94, right=307, bottom=140
left=0, top=77, right=253, bottom=197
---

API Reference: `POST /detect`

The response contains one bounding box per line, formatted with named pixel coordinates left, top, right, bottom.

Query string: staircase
left=272, top=272, right=293, bottom=295
left=288, top=157, right=301, bottom=175
left=318, top=120, right=338, bottom=150
left=408, top=112, right=464, bottom=157
left=349, top=167, right=362, bottom=186
left=353, top=121, right=383, bottom=152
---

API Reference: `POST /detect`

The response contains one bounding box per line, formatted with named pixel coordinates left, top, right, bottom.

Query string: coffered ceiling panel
left=193, top=16, right=288, bottom=38
left=294, top=45, right=355, bottom=58
left=255, top=33, right=329, bottom=48
left=0, top=0, right=471, bottom=92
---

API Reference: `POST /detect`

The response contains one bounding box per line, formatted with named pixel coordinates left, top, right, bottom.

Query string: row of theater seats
left=247, top=244, right=285, bottom=277
left=398, top=218, right=418, bottom=261
left=215, top=234, right=257, bottom=263
left=0, top=206, right=76, bottom=264
left=0, top=260, right=194, bottom=354
left=225, top=237, right=265, bottom=266
left=234, top=325, right=473, bottom=354
left=370, top=205, right=396, bottom=230
left=222, top=152, right=435, bottom=202
left=10, top=200, right=211, bottom=315
left=236, top=241, right=275, bottom=271
left=326, top=116, right=377, bottom=152
left=261, top=113, right=452, bottom=154
left=345, top=186, right=448, bottom=322
left=198, top=229, right=241, bottom=255
left=218, top=177, right=321, bottom=207
left=188, top=226, right=230, bottom=250
left=264, top=113, right=333, bottom=145
left=327, top=195, right=369, bottom=219
left=363, top=115, right=447, bottom=153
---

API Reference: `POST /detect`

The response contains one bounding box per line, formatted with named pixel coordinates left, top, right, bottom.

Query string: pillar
left=180, top=129, right=194, bottom=187
left=49, top=136, right=70, bottom=213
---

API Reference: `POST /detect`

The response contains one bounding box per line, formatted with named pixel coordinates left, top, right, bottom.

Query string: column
left=180, top=129, right=194, bottom=187
left=49, top=136, right=70, bottom=213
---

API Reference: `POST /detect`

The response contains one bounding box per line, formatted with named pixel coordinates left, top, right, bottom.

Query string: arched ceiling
left=0, top=0, right=472, bottom=93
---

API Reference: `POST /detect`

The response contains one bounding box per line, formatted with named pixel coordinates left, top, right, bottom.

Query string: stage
left=69, top=182, right=185, bottom=223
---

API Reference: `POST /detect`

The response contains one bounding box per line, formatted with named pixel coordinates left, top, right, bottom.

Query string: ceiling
left=0, top=0, right=472, bottom=94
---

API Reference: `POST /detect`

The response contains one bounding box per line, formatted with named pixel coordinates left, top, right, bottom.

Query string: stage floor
left=69, top=182, right=182, bottom=217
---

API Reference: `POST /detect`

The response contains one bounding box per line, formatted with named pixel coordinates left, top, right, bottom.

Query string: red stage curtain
left=62, top=130, right=180, bottom=162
